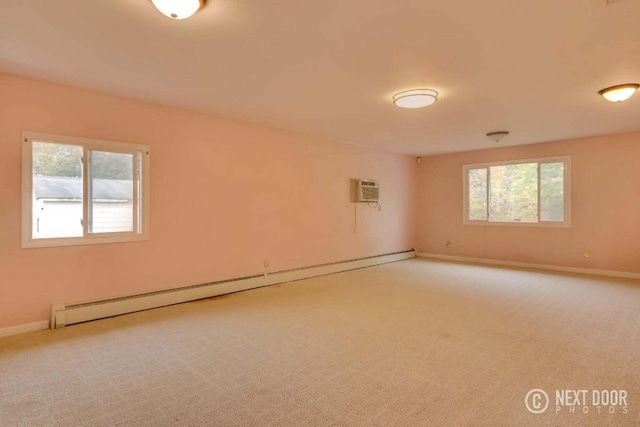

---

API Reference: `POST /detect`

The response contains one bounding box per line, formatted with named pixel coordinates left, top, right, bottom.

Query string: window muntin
left=23, top=133, right=150, bottom=248
left=463, top=156, right=570, bottom=227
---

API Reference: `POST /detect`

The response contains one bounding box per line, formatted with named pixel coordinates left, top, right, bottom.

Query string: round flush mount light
left=151, top=0, right=206, bottom=19
left=486, top=131, right=509, bottom=142
left=598, top=84, right=640, bottom=102
left=393, top=89, right=438, bottom=109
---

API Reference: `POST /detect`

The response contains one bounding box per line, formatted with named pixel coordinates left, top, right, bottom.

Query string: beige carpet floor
left=1, top=258, right=639, bottom=426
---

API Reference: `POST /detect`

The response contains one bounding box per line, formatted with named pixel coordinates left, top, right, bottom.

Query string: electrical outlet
left=263, top=258, right=270, bottom=267
left=378, top=204, right=382, bottom=212
left=445, top=241, right=452, bottom=249
left=584, top=250, right=591, bottom=259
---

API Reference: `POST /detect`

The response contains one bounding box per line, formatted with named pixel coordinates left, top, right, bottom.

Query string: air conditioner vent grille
left=362, top=187, right=379, bottom=200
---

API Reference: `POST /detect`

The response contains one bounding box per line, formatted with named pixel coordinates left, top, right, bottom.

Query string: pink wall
left=417, top=132, right=640, bottom=273
left=0, top=73, right=419, bottom=328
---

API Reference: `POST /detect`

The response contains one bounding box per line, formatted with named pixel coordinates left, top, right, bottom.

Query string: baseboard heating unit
left=50, top=249, right=415, bottom=329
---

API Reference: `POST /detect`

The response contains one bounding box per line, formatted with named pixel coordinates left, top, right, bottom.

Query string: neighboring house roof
left=33, top=176, right=132, bottom=201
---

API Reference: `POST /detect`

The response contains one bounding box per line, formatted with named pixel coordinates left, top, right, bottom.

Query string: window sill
left=463, top=220, right=571, bottom=228
left=22, top=234, right=150, bottom=249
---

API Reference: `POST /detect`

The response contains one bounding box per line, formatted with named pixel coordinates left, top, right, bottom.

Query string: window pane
left=468, top=168, right=488, bottom=220
left=540, top=162, right=564, bottom=222
left=89, top=151, right=133, bottom=233
left=32, top=141, right=83, bottom=239
left=489, top=163, right=538, bottom=222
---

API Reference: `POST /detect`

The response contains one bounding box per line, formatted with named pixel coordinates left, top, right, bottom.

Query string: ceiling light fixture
left=393, top=89, right=438, bottom=109
left=486, top=131, right=509, bottom=142
left=598, top=84, right=640, bottom=102
left=151, top=0, right=206, bottom=20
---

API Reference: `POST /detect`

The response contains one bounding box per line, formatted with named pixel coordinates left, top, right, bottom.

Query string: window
left=22, top=132, right=150, bottom=248
left=463, top=156, right=570, bottom=227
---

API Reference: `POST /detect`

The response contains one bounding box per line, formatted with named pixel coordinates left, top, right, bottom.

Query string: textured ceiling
left=1, top=0, right=639, bottom=155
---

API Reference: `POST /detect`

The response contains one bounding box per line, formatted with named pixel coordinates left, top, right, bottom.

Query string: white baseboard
left=0, top=320, right=49, bottom=338
left=417, top=253, right=640, bottom=280
left=49, top=250, right=416, bottom=329
left=53, top=276, right=266, bottom=328
left=264, top=250, right=415, bottom=286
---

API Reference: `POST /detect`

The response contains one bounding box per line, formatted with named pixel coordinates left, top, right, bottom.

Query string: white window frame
left=462, top=156, right=571, bottom=228
left=22, top=132, right=150, bottom=248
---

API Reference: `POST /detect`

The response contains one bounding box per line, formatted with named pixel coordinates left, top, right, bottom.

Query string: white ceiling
left=1, top=0, right=639, bottom=155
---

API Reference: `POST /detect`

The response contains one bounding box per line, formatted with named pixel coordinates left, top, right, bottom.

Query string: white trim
left=22, top=132, right=151, bottom=249
left=462, top=155, right=571, bottom=171
left=0, top=321, right=49, bottom=338
left=462, top=155, right=571, bottom=228
left=23, top=234, right=150, bottom=249
left=50, top=250, right=416, bottom=329
left=417, top=253, right=640, bottom=280
left=24, top=131, right=149, bottom=152
left=21, top=138, right=33, bottom=249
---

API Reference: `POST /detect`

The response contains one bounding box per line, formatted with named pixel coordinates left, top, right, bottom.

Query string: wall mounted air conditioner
left=350, top=179, right=380, bottom=202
